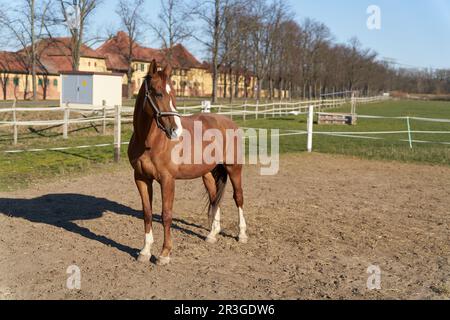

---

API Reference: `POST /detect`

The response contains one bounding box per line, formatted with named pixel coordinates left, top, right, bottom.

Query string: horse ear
left=149, top=59, right=158, bottom=75
left=163, top=64, right=172, bottom=78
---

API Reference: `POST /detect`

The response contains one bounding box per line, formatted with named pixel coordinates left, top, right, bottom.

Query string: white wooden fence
left=0, top=95, right=390, bottom=161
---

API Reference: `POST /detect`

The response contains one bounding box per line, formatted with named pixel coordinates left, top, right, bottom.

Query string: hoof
left=137, top=254, right=151, bottom=263
left=157, top=256, right=171, bottom=266
left=206, top=235, right=218, bottom=244
left=239, top=236, right=248, bottom=244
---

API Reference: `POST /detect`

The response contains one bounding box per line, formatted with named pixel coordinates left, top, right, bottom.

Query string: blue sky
left=2, top=0, right=449, bottom=69
left=288, top=0, right=450, bottom=69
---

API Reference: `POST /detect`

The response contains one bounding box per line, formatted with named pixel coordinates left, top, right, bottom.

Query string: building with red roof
left=0, top=32, right=258, bottom=100
left=0, top=37, right=109, bottom=100
left=96, top=31, right=211, bottom=97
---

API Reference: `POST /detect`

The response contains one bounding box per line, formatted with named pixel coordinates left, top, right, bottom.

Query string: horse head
left=142, top=59, right=183, bottom=140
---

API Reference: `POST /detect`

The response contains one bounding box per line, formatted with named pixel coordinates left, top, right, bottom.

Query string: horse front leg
left=158, top=176, right=175, bottom=266
left=135, top=175, right=154, bottom=263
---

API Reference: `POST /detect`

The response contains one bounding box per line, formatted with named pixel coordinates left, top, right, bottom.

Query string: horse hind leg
left=226, top=165, right=248, bottom=244
left=203, top=172, right=221, bottom=244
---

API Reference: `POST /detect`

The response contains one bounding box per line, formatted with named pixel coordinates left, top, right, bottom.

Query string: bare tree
left=150, top=0, right=192, bottom=56
left=115, top=0, right=145, bottom=99
left=0, top=0, right=52, bottom=100
left=57, top=0, right=101, bottom=71
left=191, top=0, right=236, bottom=103
left=219, top=0, right=252, bottom=101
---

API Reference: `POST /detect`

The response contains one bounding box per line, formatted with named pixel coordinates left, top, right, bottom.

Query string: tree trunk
left=234, top=74, right=240, bottom=99
left=127, top=66, right=133, bottom=99
left=257, top=78, right=263, bottom=100
left=24, top=74, right=29, bottom=100
left=43, top=79, right=47, bottom=100
left=1, top=76, right=7, bottom=100
left=31, top=0, right=37, bottom=101
left=73, top=31, right=81, bottom=71
left=268, top=78, right=273, bottom=100
left=223, top=72, right=227, bottom=99
left=229, top=68, right=233, bottom=103
left=211, top=0, right=220, bottom=103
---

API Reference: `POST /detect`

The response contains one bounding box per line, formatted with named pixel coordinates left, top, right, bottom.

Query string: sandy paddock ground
left=0, top=153, right=449, bottom=300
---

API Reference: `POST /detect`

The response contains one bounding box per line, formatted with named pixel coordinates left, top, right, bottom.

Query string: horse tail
left=208, top=164, right=228, bottom=221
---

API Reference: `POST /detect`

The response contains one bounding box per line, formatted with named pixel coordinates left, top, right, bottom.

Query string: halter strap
left=143, top=77, right=181, bottom=134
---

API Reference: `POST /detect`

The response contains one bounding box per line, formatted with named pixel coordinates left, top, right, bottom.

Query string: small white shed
left=60, top=71, right=123, bottom=107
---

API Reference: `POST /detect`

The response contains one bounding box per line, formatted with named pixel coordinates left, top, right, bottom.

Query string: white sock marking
left=239, top=207, right=248, bottom=239
left=140, top=230, right=154, bottom=256
left=207, top=207, right=221, bottom=239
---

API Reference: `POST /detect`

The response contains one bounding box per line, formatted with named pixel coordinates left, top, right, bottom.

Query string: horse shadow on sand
left=0, top=194, right=231, bottom=259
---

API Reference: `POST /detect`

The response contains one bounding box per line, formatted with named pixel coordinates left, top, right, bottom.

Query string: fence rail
left=0, top=95, right=395, bottom=161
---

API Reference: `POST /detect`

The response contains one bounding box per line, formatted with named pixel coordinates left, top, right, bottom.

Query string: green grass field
left=239, top=99, right=450, bottom=165
left=1, top=99, right=449, bottom=191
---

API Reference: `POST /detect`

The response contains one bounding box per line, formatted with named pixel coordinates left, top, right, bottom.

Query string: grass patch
left=237, top=99, right=450, bottom=165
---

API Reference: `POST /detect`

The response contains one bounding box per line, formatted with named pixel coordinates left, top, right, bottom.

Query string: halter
left=143, top=76, right=181, bottom=136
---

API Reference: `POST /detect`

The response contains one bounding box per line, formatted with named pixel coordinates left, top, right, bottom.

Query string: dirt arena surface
left=0, top=153, right=449, bottom=300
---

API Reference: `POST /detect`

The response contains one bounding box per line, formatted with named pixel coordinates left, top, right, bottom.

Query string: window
left=141, top=64, right=145, bottom=72
left=95, top=62, right=97, bottom=67
left=13, top=77, right=19, bottom=86
left=38, top=79, right=43, bottom=86
left=53, top=79, right=58, bottom=87
left=88, top=62, right=91, bottom=67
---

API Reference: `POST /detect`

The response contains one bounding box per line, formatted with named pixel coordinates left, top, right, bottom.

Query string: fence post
left=256, top=100, right=259, bottom=120
left=407, top=116, right=413, bottom=149
left=114, top=105, right=122, bottom=163
left=243, top=103, right=247, bottom=122
left=307, top=104, right=314, bottom=153
left=63, top=103, right=70, bottom=139
left=12, top=99, right=18, bottom=145
left=264, top=102, right=267, bottom=119
left=230, top=104, right=233, bottom=121
left=102, top=102, right=107, bottom=135
left=351, top=92, right=356, bottom=115
left=331, top=88, right=336, bottom=109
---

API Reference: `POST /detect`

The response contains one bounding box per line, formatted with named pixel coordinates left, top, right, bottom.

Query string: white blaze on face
left=169, top=93, right=183, bottom=140
left=166, top=84, right=171, bottom=95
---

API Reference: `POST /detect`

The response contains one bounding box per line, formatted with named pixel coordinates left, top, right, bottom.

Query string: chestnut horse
left=128, top=60, right=248, bottom=265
